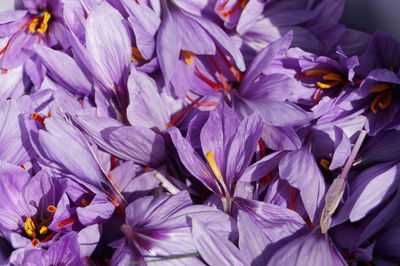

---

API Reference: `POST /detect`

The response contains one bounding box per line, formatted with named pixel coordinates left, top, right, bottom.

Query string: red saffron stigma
left=194, top=66, right=223, bottom=90
left=217, top=0, right=230, bottom=11
left=259, top=172, right=274, bottom=186
left=31, top=113, right=46, bottom=124
left=1, top=69, right=8, bottom=74
left=186, top=95, right=217, bottom=107
left=216, top=46, right=242, bottom=82
left=57, top=217, right=78, bottom=228
left=313, top=88, right=323, bottom=106
left=207, top=55, right=231, bottom=91
left=42, top=231, right=56, bottom=242
left=289, top=186, right=296, bottom=211
left=110, top=155, right=119, bottom=170
left=166, top=104, right=195, bottom=128
left=31, top=239, right=40, bottom=246
left=20, top=164, right=25, bottom=169
left=221, top=1, right=241, bottom=18
left=258, top=139, right=266, bottom=157
left=305, top=218, right=315, bottom=229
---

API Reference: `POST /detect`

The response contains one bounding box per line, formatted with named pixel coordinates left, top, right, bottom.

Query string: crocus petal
left=23, top=232, right=84, bottom=266
left=192, top=218, right=247, bottom=266
left=104, top=125, right=166, bottom=167
left=240, top=32, right=293, bottom=94
left=86, top=2, right=131, bottom=87
left=267, top=230, right=347, bottom=266
left=78, top=224, right=101, bottom=257
left=225, top=113, right=263, bottom=185
left=247, top=99, right=311, bottom=127
left=200, top=101, right=241, bottom=180
left=189, top=14, right=245, bottom=71
left=238, top=211, right=270, bottom=265
left=329, top=126, right=351, bottom=170
left=37, top=117, right=106, bottom=191
left=169, top=127, right=221, bottom=194
left=261, top=124, right=301, bottom=151
left=76, top=195, right=115, bottom=225
left=235, top=197, right=306, bottom=243
left=126, top=69, right=170, bottom=131
left=334, top=162, right=400, bottom=223
left=33, top=45, right=92, bottom=95
left=0, top=98, right=32, bottom=165
left=157, top=0, right=182, bottom=85
left=279, top=146, right=326, bottom=222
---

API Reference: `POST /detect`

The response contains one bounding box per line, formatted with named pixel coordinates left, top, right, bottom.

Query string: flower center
left=297, top=69, right=346, bottom=105
left=23, top=205, right=57, bottom=246
left=29, top=11, right=51, bottom=34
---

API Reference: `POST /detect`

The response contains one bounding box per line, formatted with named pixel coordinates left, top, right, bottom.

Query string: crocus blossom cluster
left=0, top=0, right=399, bottom=265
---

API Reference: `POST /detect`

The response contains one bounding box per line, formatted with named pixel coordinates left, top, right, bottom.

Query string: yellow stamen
left=323, top=73, right=344, bottom=83
left=369, top=84, right=391, bottom=93
left=24, top=217, right=36, bottom=237
left=320, top=159, right=331, bottom=171
left=181, top=50, right=196, bottom=65
left=29, top=18, right=40, bottom=33
left=39, top=225, right=48, bottom=235
left=205, top=151, right=223, bottom=182
left=305, top=69, right=332, bottom=76
left=378, top=92, right=392, bottom=109
left=317, top=81, right=339, bottom=89
left=37, top=11, right=51, bottom=34
left=131, top=47, right=148, bottom=63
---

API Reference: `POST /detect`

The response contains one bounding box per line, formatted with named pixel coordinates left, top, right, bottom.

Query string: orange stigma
left=219, top=0, right=249, bottom=18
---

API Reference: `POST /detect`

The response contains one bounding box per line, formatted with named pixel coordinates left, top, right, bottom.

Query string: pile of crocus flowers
left=0, top=0, right=399, bottom=265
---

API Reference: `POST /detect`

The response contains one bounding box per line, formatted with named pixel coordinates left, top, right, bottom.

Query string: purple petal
left=85, top=2, right=131, bottom=87
left=267, top=230, right=347, bottom=266
left=192, top=218, right=247, bottom=266
left=169, top=127, right=221, bottom=194
left=279, top=147, right=326, bottom=222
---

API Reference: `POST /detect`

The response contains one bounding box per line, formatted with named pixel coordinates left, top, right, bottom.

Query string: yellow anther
left=323, top=73, right=344, bottom=83
left=205, top=151, right=223, bottom=182
left=317, top=81, right=339, bottom=89
left=29, top=18, right=40, bottom=33
left=39, top=225, right=48, bottom=235
left=369, top=84, right=391, bottom=93
left=131, top=47, right=148, bottom=63
left=181, top=50, right=196, bottom=65
left=305, top=69, right=332, bottom=76
left=320, top=159, right=331, bottom=171
left=24, top=217, right=36, bottom=237
left=37, top=11, right=51, bottom=34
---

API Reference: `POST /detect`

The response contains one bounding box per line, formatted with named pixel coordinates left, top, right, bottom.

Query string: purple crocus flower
left=169, top=101, right=263, bottom=212
left=0, top=162, right=67, bottom=248
left=354, top=32, right=400, bottom=135
left=110, top=191, right=234, bottom=265
left=0, top=0, right=72, bottom=69
left=67, top=1, right=132, bottom=121
left=156, top=0, right=245, bottom=97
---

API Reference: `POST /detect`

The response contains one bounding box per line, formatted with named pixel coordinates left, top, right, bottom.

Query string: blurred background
left=341, top=0, right=400, bottom=39
left=0, top=0, right=399, bottom=39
